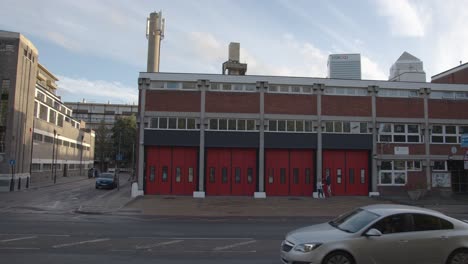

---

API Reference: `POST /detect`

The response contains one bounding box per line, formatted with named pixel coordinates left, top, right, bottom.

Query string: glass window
left=394, top=160, right=405, bottom=170
left=305, top=121, right=312, bottom=132
left=279, top=85, right=289, bottom=93
left=187, top=119, right=196, bottom=129
left=222, top=83, right=232, bottom=91
left=325, top=121, right=333, bottom=132
left=222, top=167, right=228, bottom=183
left=287, top=120, right=295, bottom=132
left=235, top=168, right=241, bottom=183
left=219, top=119, right=227, bottom=130
left=433, top=161, right=447, bottom=171
left=268, top=169, right=274, bottom=184
left=394, top=172, right=406, bottom=184
left=343, top=122, right=351, bottom=133
left=280, top=168, right=286, bottom=184
left=407, top=135, right=420, bottom=142
left=228, top=119, right=236, bottom=130
left=303, top=87, right=312, bottom=93
left=158, top=118, right=167, bottom=129
left=432, top=136, right=443, bottom=143
left=331, top=208, right=380, bottom=234
left=360, top=169, right=366, bottom=184
left=151, top=118, right=158, bottom=128
left=372, top=214, right=411, bottom=234
left=232, top=84, right=243, bottom=91
left=237, top=120, right=246, bottom=131
left=278, top=120, right=286, bottom=131
left=445, top=126, right=457, bottom=134
left=360, top=123, right=368, bottom=134
left=413, top=214, right=453, bottom=231
left=150, top=166, right=155, bottom=182
left=210, top=119, right=218, bottom=130
left=166, top=82, right=179, bottom=89
left=337, top=169, right=342, bottom=184
left=269, top=120, right=277, bottom=131
left=394, top=124, right=405, bottom=133
left=247, top=120, right=255, bottom=130
left=432, top=125, right=443, bottom=134
left=394, top=135, right=406, bottom=142
left=305, top=169, right=311, bottom=184
left=162, top=167, right=168, bottom=182
left=334, top=121, right=343, bottom=133
left=269, top=85, right=278, bottom=92
left=293, top=168, right=299, bottom=184
left=291, top=86, right=301, bottom=93
left=380, top=172, right=392, bottom=184
left=49, top=110, right=56, bottom=124
left=210, top=168, right=215, bottom=183
left=182, top=82, right=195, bottom=89
left=408, top=125, right=419, bottom=133
left=168, top=118, right=177, bottom=129
left=210, top=83, right=220, bottom=90
left=349, top=169, right=354, bottom=184
left=245, top=84, right=256, bottom=91
left=296, top=120, right=304, bottom=132
left=188, top=168, right=194, bottom=183
left=177, top=118, right=186, bottom=129
left=247, top=168, right=253, bottom=183
left=175, top=167, right=181, bottom=182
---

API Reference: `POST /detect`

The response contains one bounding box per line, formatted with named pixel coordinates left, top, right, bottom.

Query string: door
left=231, top=149, right=256, bottom=196
left=157, top=147, right=172, bottom=194
left=206, top=148, right=231, bottom=195
left=265, top=149, right=289, bottom=196
left=323, top=150, right=346, bottom=195
left=171, top=147, right=197, bottom=195
left=145, top=147, right=159, bottom=195
left=290, top=150, right=314, bottom=196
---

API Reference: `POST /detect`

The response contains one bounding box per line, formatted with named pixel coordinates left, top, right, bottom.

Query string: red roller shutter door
left=172, top=147, right=198, bottom=195
left=289, top=150, right=314, bottom=196
left=265, top=149, right=290, bottom=196
left=231, top=149, right=256, bottom=196
left=145, top=146, right=159, bottom=195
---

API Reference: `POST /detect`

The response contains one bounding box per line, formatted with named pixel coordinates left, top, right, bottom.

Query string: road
left=0, top=212, right=326, bottom=264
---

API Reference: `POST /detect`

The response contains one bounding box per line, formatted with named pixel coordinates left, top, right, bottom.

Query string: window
left=177, top=118, right=186, bottom=129
left=412, top=214, right=453, bottom=231
left=247, top=120, right=255, bottom=131
left=210, top=119, right=218, bottom=130
left=349, top=168, right=355, bottom=184
left=280, top=168, right=286, bottom=184
left=432, top=125, right=460, bottom=144
left=43, top=164, right=52, bottom=171
left=235, top=168, right=241, bottom=183
left=247, top=168, right=253, bottom=183
left=166, top=82, right=180, bottom=89
left=175, top=167, right=181, bottom=183
left=33, top=132, right=43, bottom=142
left=268, top=120, right=277, bottom=131
left=168, top=118, right=177, bottom=129
left=222, top=167, right=228, bottom=183
left=360, top=169, right=366, bottom=184
left=150, top=166, right=155, bottom=182
left=228, top=119, right=236, bottom=130
left=232, top=84, right=243, bottom=91
left=209, top=168, right=215, bottom=183
left=219, top=119, right=227, bottom=130
left=1, top=79, right=10, bottom=92
left=182, top=82, right=196, bottom=90
left=31, top=163, right=41, bottom=172
left=433, top=161, right=447, bottom=171
left=57, top=114, right=64, bottom=127
left=237, top=120, right=246, bottom=131
left=379, top=161, right=407, bottom=185
left=378, top=124, right=420, bottom=143
left=188, top=168, right=194, bottom=183
left=268, top=169, right=274, bottom=184
left=48, top=110, right=56, bottom=124
left=372, top=214, right=412, bottom=234
left=44, top=136, right=54, bottom=144
left=267, top=120, right=314, bottom=133
left=287, top=120, right=294, bottom=132
left=407, top=161, right=422, bottom=171
left=151, top=118, right=158, bottom=128
left=305, top=169, right=311, bottom=184
left=221, top=83, right=232, bottom=91
left=162, top=167, right=168, bottom=182
left=39, top=104, right=48, bottom=121
left=278, top=120, right=286, bottom=131
left=337, top=169, right=342, bottom=184
left=293, top=168, right=299, bottom=184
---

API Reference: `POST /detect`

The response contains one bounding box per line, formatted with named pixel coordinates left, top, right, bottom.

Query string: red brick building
left=136, top=73, right=468, bottom=198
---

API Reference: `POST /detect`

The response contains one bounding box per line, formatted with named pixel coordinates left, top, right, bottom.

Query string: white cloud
left=376, top=0, right=430, bottom=37
left=362, top=56, right=387, bottom=80
left=188, top=32, right=225, bottom=62
left=57, top=75, right=138, bottom=104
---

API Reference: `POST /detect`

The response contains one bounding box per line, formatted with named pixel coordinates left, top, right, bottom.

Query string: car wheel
left=322, top=251, right=354, bottom=264
left=447, top=249, right=468, bottom=264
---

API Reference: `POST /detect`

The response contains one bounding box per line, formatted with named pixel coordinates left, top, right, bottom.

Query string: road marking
left=110, top=249, right=136, bottom=252
left=213, top=240, right=256, bottom=251
left=52, top=238, right=109, bottom=248
left=129, top=237, right=254, bottom=240
left=136, top=239, right=183, bottom=250
left=184, top=250, right=257, bottom=253
left=0, top=247, right=40, bottom=250
left=0, top=236, right=37, bottom=243
left=0, top=234, right=70, bottom=237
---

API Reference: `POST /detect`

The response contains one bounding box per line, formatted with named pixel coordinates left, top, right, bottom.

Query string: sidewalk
left=30, top=174, right=89, bottom=189
left=122, top=196, right=391, bottom=218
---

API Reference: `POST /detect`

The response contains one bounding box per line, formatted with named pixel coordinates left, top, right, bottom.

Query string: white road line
left=136, top=240, right=183, bottom=250
left=213, top=240, right=256, bottom=251
left=110, top=249, right=136, bottom=252
left=129, top=237, right=254, bottom=240
left=184, top=250, right=257, bottom=253
left=0, top=247, right=40, bottom=250
left=52, top=238, right=109, bottom=248
left=0, top=234, right=70, bottom=237
left=0, top=236, right=37, bottom=243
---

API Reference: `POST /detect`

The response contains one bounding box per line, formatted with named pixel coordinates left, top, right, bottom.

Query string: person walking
left=316, top=180, right=325, bottom=199
left=326, top=174, right=332, bottom=197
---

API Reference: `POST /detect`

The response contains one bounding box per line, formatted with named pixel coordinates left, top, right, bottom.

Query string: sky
left=1, top=0, right=468, bottom=104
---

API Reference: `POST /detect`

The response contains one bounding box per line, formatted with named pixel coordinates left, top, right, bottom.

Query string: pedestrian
left=316, top=180, right=325, bottom=199
left=326, top=173, right=332, bottom=197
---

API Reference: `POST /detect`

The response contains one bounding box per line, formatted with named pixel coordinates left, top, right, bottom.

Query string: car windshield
left=99, top=173, right=114, bottom=179
left=329, top=208, right=380, bottom=233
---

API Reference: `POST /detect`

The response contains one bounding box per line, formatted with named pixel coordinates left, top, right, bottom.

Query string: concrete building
left=0, top=30, right=94, bottom=191
left=431, top=62, right=468, bottom=85
left=327, top=54, right=361, bottom=80
left=389, top=52, right=426, bottom=82
left=135, top=42, right=468, bottom=198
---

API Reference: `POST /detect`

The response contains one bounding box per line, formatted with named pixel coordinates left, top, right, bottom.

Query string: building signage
left=394, top=146, right=409, bottom=155
left=462, top=134, right=468, bottom=148
left=432, top=172, right=451, bottom=188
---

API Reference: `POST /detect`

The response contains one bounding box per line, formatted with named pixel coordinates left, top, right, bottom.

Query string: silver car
left=281, top=204, right=468, bottom=264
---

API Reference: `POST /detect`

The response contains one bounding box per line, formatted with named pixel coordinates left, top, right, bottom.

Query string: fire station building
left=136, top=71, right=468, bottom=198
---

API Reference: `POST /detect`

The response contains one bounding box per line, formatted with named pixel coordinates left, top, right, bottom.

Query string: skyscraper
left=327, top=54, right=361, bottom=80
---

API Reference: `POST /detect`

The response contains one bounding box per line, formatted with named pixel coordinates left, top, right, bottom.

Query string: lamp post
left=52, top=129, right=56, bottom=183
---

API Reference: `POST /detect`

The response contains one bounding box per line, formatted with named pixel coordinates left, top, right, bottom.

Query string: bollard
left=18, top=177, right=21, bottom=190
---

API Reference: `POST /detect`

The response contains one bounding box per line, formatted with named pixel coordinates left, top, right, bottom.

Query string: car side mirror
left=365, top=228, right=382, bottom=237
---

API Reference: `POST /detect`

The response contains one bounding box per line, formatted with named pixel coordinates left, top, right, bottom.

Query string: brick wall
left=145, top=90, right=201, bottom=112
left=377, top=97, right=424, bottom=118
left=322, top=95, right=371, bottom=116
left=265, top=94, right=316, bottom=115
left=429, top=99, right=468, bottom=119
left=206, top=92, right=259, bottom=113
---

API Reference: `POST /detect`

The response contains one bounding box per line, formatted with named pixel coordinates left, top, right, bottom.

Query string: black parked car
left=95, top=173, right=117, bottom=189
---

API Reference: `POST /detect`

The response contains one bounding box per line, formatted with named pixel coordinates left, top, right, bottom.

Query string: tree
left=95, top=120, right=112, bottom=172
left=111, top=115, right=137, bottom=168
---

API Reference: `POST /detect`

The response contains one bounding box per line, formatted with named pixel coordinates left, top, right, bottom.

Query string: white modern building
left=327, top=54, right=361, bottom=80
left=389, top=52, right=426, bottom=82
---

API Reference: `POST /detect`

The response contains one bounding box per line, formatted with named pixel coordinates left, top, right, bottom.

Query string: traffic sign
left=462, top=134, right=468, bottom=148
left=9, top=159, right=15, bottom=166
left=116, top=153, right=123, bottom=161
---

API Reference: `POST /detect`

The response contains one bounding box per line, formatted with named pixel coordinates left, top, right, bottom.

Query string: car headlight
left=294, top=243, right=322, bottom=252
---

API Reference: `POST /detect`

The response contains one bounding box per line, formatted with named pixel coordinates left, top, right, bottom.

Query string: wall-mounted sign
left=461, top=134, right=468, bottom=148
left=432, top=172, right=451, bottom=188
left=394, top=146, right=409, bottom=155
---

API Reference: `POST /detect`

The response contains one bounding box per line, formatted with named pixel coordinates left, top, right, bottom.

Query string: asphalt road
left=0, top=212, right=326, bottom=264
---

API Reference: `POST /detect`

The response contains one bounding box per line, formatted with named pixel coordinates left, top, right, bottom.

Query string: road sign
left=9, top=159, right=15, bottom=166
left=462, top=134, right=468, bottom=148
left=116, top=153, right=123, bottom=161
